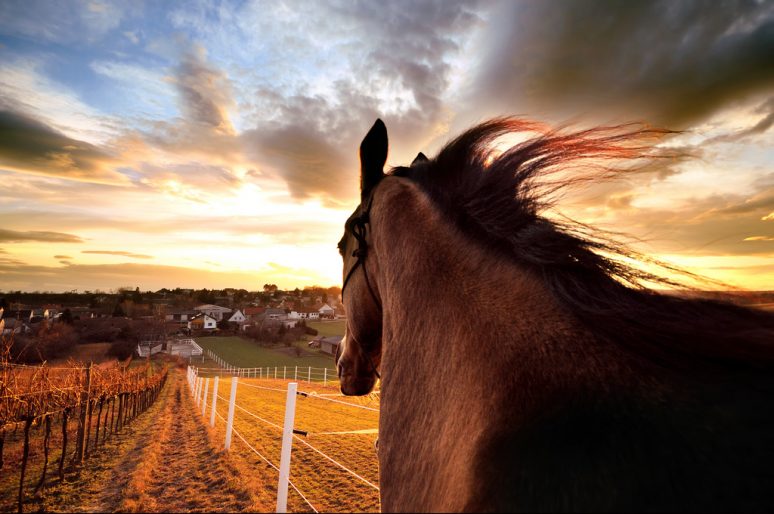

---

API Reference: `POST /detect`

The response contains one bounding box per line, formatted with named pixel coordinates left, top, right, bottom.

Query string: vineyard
left=0, top=337, right=168, bottom=513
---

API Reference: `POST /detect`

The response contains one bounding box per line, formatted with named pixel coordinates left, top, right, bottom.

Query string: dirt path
left=33, top=368, right=265, bottom=513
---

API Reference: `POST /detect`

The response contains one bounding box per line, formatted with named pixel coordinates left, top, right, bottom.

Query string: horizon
left=1, top=1, right=772, bottom=291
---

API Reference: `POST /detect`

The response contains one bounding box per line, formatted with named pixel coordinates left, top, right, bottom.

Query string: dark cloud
left=142, top=46, right=240, bottom=160
left=53, top=254, right=72, bottom=259
left=0, top=229, right=83, bottom=243
left=0, top=109, right=124, bottom=183
left=242, top=122, right=355, bottom=205
left=81, top=250, right=153, bottom=259
left=474, top=0, right=774, bottom=128
left=175, top=46, right=234, bottom=133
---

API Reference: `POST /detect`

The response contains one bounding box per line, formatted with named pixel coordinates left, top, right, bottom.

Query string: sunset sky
left=1, top=0, right=772, bottom=292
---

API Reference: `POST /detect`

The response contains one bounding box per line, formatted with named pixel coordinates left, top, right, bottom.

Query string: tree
left=112, top=303, right=125, bottom=317
left=60, top=308, right=74, bottom=325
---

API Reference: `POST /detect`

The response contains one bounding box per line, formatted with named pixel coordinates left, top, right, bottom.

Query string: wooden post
left=224, top=377, right=238, bottom=450
left=276, top=382, right=298, bottom=513
left=201, top=378, right=210, bottom=417
left=77, top=362, right=93, bottom=463
left=210, top=376, right=219, bottom=428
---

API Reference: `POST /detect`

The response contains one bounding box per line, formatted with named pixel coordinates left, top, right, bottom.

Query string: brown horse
left=336, top=118, right=774, bottom=512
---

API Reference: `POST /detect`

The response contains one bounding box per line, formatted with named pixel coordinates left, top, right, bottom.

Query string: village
left=0, top=286, right=346, bottom=362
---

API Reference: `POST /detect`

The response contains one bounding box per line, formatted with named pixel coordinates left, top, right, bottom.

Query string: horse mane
left=391, top=118, right=774, bottom=372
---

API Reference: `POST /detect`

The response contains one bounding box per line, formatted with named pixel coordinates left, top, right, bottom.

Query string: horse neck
left=370, top=177, right=596, bottom=511
left=372, top=177, right=567, bottom=376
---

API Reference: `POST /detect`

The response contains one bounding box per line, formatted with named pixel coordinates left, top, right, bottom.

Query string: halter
left=340, top=194, right=382, bottom=380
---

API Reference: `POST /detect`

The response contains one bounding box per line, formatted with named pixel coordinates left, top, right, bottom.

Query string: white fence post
left=224, top=376, right=238, bottom=450
left=283, top=366, right=286, bottom=380
left=195, top=377, right=201, bottom=404
left=210, top=376, right=219, bottom=427
left=202, top=377, right=210, bottom=417
left=274, top=366, right=277, bottom=379
left=294, top=366, right=298, bottom=380
left=199, top=377, right=206, bottom=406
left=276, top=382, right=298, bottom=513
left=308, top=366, right=311, bottom=383
left=324, top=368, right=327, bottom=387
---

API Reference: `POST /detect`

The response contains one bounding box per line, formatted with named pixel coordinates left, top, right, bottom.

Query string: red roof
left=244, top=306, right=265, bottom=315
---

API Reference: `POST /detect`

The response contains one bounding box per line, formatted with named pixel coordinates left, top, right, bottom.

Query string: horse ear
left=411, top=152, right=428, bottom=166
left=360, top=119, right=388, bottom=197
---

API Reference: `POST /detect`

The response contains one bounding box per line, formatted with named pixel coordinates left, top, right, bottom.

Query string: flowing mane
left=338, top=118, right=774, bottom=511
left=391, top=118, right=774, bottom=371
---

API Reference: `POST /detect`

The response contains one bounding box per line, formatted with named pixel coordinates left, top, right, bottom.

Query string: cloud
left=81, top=250, right=153, bottom=259
left=473, top=0, right=774, bottom=128
left=243, top=122, right=354, bottom=205
left=0, top=261, right=330, bottom=292
left=0, top=0, right=129, bottom=45
left=0, top=110, right=127, bottom=184
left=0, top=229, right=83, bottom=243
left=53, top=255, right=73, bottom=259
left=598, top=187, right=774, bottom=256
left=170, top=0, right=487, bottom=203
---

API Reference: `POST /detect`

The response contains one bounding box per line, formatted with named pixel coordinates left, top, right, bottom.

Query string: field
left=195, top=336, right=337, bottom=370
left=306, top=320, right=346, bottom=337
left=202, top=375, right=380, bottom=512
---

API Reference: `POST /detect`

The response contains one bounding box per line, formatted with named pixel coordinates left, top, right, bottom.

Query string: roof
left=190, top=313, right=216, bottom=321
left=265, top=308, right=287, bottom=315
left=194, top=304, right=232, bottom=312
left=244, top=306, right=265, bottom=315
left=320, top=335, right=343, bottom=346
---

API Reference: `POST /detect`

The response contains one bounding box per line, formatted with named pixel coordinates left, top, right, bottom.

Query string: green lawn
left=195, top=336, right=336, bottom=369
left=307, top=320, right=346, bottom=337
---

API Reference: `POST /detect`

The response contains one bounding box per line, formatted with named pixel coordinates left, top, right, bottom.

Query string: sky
left=0, top=0, right=773, bottom=292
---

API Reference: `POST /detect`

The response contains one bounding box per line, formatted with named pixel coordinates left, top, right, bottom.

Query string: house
left=188, top=313, right=217, bottom=331
left=318, top=303, right=335, bottom=319
left=265, top=308, right=288, bottom=320
left=1, top=318, right=31, bottom=336
left=165, top=311, right=197, bottom=325
left=288, top=307, right=320, bottom=320
left=226, top=309, right=246, bottom=324
left=319, top=336, right=343, bottom=356
left=243, top=306, right=265, bottom=320
left=193, top=304, right=232, bottom=321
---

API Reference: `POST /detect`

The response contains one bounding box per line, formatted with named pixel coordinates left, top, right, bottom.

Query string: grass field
left=205, top=376, right=380, bottom=512
left=306, top=320, right=346, bottom=337
left=195, top=336, right=337, bottom=370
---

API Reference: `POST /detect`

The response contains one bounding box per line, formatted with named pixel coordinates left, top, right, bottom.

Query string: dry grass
left=204, top=376, right=381, bottom=513
left=1, top=369, right=270, bottom=512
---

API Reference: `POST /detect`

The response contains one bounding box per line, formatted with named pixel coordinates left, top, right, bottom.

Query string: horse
left=335, top=117, right=774, bottom=512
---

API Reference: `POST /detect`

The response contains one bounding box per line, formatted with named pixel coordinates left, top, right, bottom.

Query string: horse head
left=336, top=119, right=388, bottom=396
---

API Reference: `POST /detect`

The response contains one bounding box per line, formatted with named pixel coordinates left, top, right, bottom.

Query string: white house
left=227, top=309, right=246, bottom=324
left=318, top=304, right=335, bottom=319
left=288, top=308, right=320, bottom=320
left=188, top=313, right=217, bottom=331
left=193, top=304, right=232, bottom=321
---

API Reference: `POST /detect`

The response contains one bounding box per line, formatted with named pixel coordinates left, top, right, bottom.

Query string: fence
left=187, top=364, right=380, bottom=513
left=203, top=349, right=338, bottom=387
